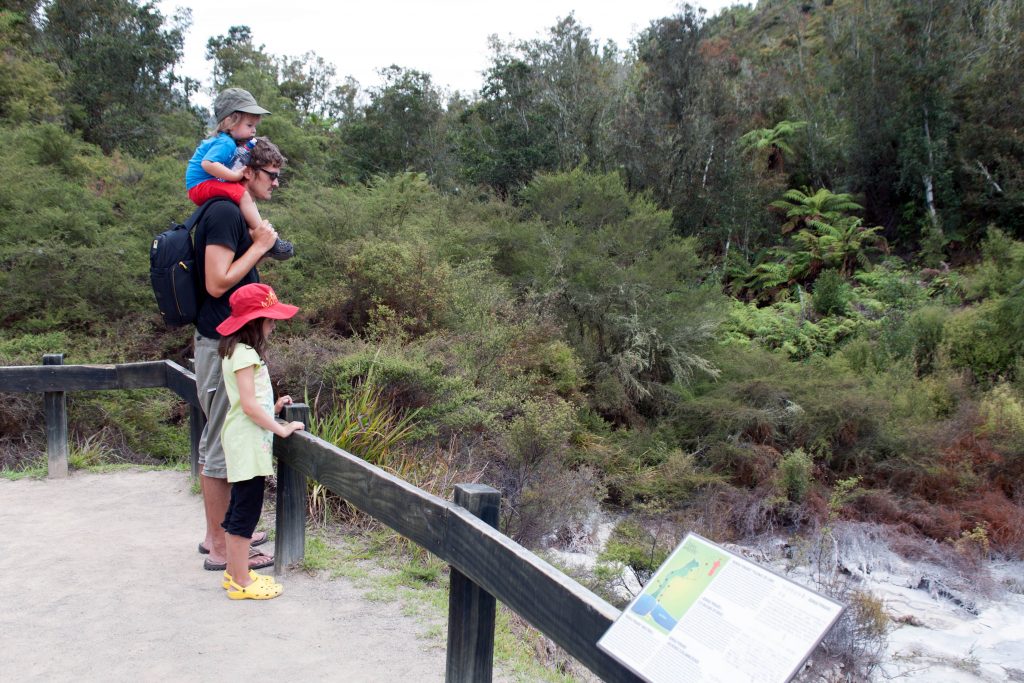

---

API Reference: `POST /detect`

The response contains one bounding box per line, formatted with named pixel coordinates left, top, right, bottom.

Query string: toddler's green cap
left=214, top=88, right=271, bottom=123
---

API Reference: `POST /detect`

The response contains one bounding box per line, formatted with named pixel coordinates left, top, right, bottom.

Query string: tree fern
left=771, top=186, right=863, bottom=234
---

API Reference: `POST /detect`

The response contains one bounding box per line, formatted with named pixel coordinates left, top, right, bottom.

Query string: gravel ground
left=0, top=469, right=449, bottom=682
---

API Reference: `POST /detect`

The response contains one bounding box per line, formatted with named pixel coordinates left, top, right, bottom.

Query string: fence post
left=446, top=483, right=501, bottom=683
left=187, top=358, right=205, bottom=479
left=43, top=353, right=68, bottom=479
left=275, top=402, right=309, bottom=576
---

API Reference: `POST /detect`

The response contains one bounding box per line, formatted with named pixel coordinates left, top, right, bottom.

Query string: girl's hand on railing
left=274, top=395, right=293, bottom=415
left=277, top=421, right=305, bottom=438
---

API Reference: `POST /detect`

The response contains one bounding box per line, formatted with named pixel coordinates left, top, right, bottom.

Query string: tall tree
left=615, top=3, right=763, bottom=253
left=43, top=0, right=189, bottom=155
left=341, top=66, right=447, bottom=181
left=455, top=15, right=621, bottom=197
left=518, top=14, right=620, bottom=170
left=614, top=5, right=710, bottom=206
left=205, top=25, right=277, bottom=98
left=277, top=51, right=339, bottom=121
left=455, top=50, right=558, bottom=196
left=954, top=0, right=1024, bottom=238
left=829, top=0, right=966, bottom=253
left=891, top=0, right=962, bottom=247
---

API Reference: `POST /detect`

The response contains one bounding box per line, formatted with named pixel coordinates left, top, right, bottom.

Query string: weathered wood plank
left=444, top=507, right=640, bottom=683
left=113, top=361, right=168, bottom=389
left=0, top=361, right=167, bottom=393
left=43, top=354, right=68, bottom=479
left=446, top=484, right=500, bottom=683
left=276, top=432, right=449, bottom=557
left=275, top=404, right=309, bottom=575
left=0, top=364, right=119, bottom=392
left=182, top=359, right=203, bottom=477
left=163, top=360, right=200, bottom=407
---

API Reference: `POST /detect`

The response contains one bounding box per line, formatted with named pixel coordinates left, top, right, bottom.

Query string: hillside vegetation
left=2, top=0, right=1023, bottom=615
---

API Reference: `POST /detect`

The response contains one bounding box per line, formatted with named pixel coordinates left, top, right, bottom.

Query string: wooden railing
left=0, top=356, right=641, bottom=683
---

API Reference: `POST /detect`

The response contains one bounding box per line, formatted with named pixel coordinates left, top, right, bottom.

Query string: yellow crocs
left=225, top=576, right=282, bottom=600
left=222, top=569, right=275, bottom=590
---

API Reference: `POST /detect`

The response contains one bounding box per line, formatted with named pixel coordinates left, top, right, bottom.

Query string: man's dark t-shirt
left=194, top=200, right=259, bottom=339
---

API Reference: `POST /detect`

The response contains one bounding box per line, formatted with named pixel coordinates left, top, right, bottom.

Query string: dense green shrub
left=493, top=398, right=603, bottom=545
left=943, top=302, right=1017, bottom=382
left=723, top=299, right=863, bottom=359
left=520, top=167, right=633, bottom=230
left=673, top=348, right=895, bottom=485
left=978, top=382, right=1024, bottom=453
left=837, top=339, right=888, bottom=376
left=511, top=169, right=724, bottom=421
left=630, top=450, right=725, bottom=504
left=582, top=427, right=724, bottom=506
left=0, top=10, right=62, bottom=125
left=906, top=305, right=949, bottom=375
left=0, top=124, right=180, bottom=332
left=812, top=270, right=849, bottom=316
left=962, top=227, right=1024, bottom=299
left=0, top=332, right=71, bottom=362
left=778, top=448, right=814, bottom=503
left=336, top=238, right=453, bottom=339
left=853, top=260, right=926, bottom=310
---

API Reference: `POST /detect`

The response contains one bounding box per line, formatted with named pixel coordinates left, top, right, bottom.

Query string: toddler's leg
left=240, top=190, right=294, bottom=260
left=239, top=191, right=264, bottom=234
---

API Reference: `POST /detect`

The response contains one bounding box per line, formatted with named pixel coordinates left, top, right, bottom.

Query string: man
left=193, top=136, right=285, bottom=571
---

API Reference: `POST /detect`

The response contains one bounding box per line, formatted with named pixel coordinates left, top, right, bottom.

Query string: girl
left=216, top=283, right=304, bottom=599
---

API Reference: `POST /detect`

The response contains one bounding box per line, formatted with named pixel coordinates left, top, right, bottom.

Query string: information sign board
left=598, top=533, right=844, bottom=683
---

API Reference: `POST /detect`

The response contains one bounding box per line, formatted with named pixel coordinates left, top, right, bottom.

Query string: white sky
left=157, top=0, right=742, bottom=105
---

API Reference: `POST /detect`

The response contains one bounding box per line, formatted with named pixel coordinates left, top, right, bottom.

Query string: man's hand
left=251, top=219, right=278, bottom=254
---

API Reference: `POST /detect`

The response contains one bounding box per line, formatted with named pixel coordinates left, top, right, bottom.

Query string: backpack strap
left=183, top=196, right=233, bottom=314
left=184, top=196, right=234, bottom=233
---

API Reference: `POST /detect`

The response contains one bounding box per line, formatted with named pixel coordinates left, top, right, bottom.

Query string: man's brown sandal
left=197, top=530, right=268, bottom=555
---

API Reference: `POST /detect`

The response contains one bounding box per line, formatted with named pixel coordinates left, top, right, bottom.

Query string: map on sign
left=598, top=534, right=844, bottom=683
left=631, top=542, right=729, bottom=634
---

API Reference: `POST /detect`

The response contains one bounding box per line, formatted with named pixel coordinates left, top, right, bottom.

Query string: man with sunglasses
left=191, top=136, right=288, bottom=574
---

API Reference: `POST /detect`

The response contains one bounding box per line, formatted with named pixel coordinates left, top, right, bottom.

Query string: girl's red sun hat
left=216, top=283, right=298, bottom=336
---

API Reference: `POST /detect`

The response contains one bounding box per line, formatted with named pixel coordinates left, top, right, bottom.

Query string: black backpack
left=149, top=198, right=230, bottom=327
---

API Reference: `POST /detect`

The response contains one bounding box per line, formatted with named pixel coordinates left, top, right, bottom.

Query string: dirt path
left=0, top=469, right=448, bottom=681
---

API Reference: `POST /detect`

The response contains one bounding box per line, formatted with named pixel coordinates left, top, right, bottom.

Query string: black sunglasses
left=257, top=168, right=281, bottom=182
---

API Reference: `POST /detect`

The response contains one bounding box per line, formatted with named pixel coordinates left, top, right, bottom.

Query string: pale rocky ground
left=550, top=517, right=1024, bottom=683
left=830, top=526, right=1024, bottom=683
left=0, top=470, right=457, bottom=682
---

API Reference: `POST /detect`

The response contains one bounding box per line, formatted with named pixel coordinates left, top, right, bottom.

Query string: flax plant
left=305, top=379, right=419, bottom=525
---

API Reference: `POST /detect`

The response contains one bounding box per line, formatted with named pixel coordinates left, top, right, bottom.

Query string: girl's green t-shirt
left=220, top=344, right=275, bottom=483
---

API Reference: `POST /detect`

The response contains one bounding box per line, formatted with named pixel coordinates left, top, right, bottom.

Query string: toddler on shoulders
left=185, top=88, right=293, bottom=260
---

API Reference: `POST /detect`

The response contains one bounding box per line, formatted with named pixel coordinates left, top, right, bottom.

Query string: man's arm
left=204, top=222, right=278, bottom=298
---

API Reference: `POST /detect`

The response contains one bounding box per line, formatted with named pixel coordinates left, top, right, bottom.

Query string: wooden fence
left=0, top=356, right=642, bottom=683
